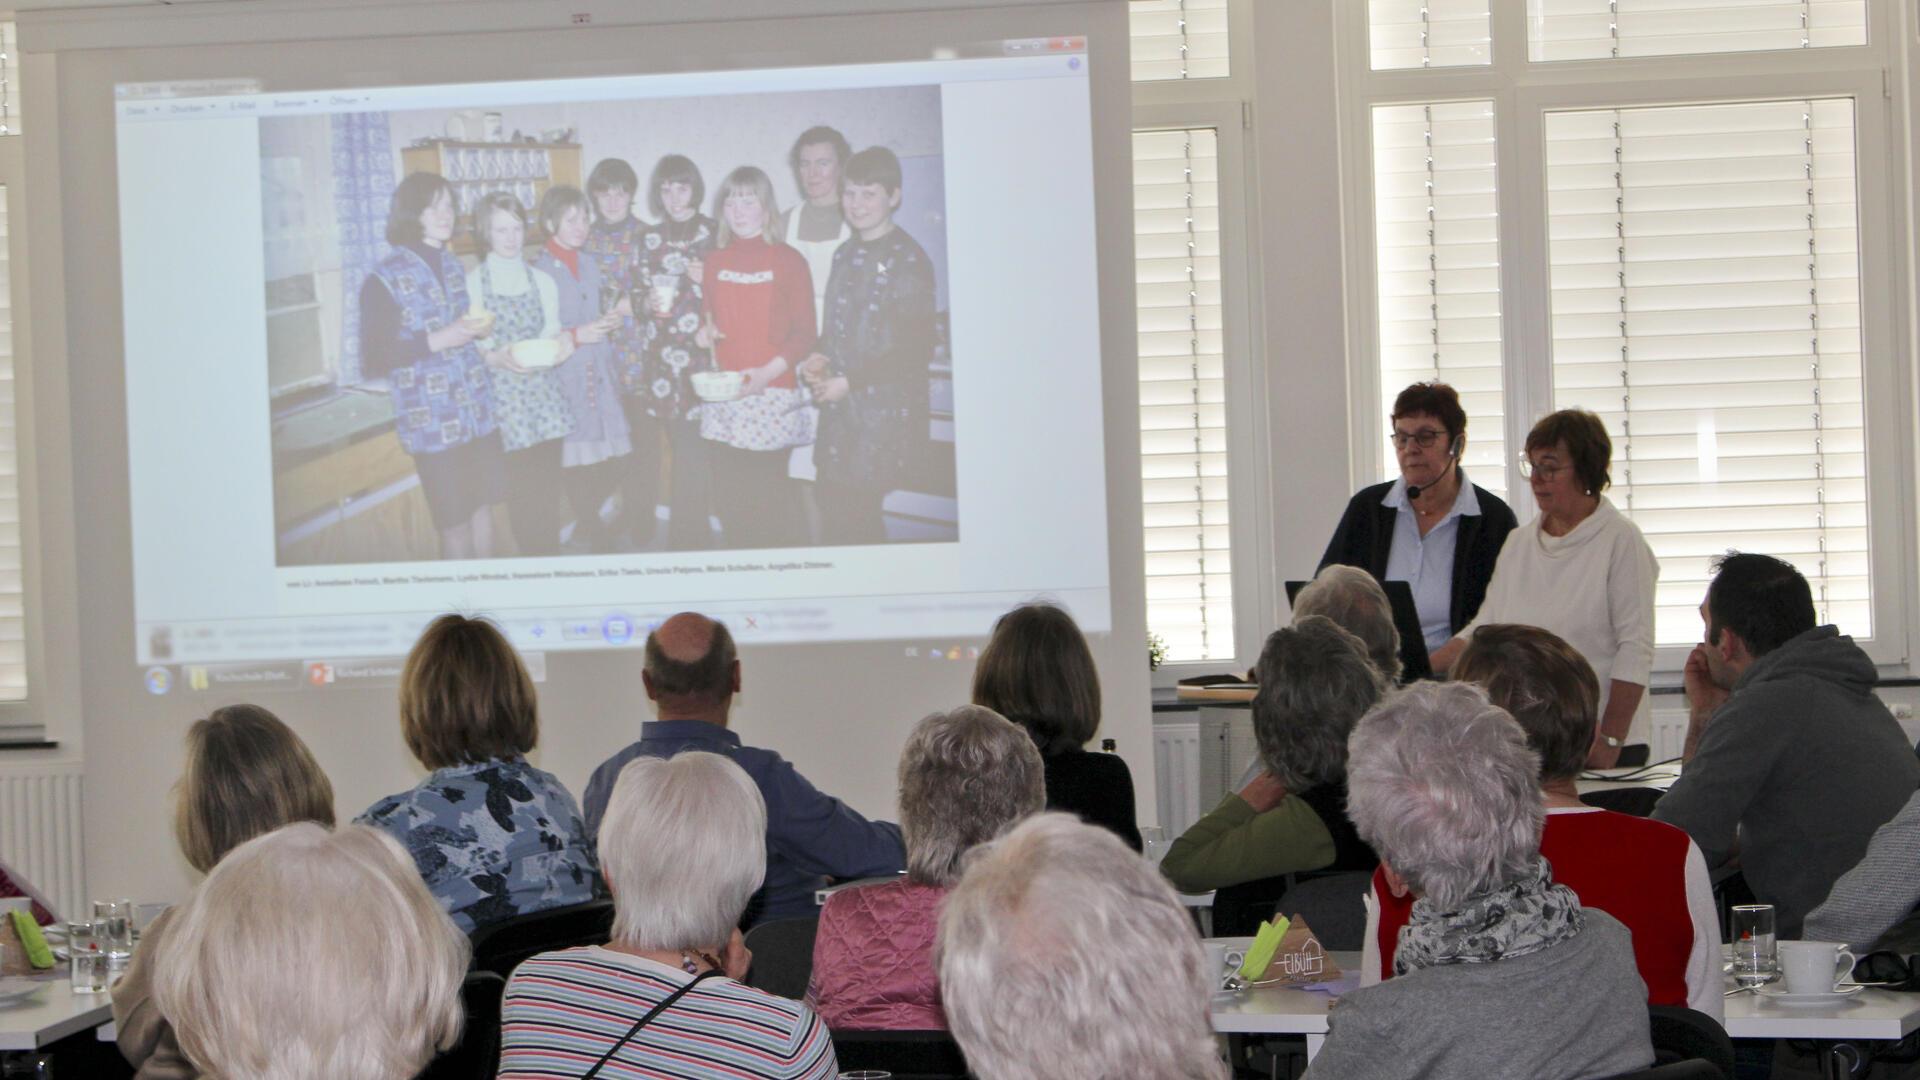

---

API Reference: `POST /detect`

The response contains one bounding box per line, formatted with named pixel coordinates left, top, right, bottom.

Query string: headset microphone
left=1405, top=437, right=1461, bottom=502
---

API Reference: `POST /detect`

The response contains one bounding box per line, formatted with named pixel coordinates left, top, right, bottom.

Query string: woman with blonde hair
left=115, top=704, right=337, bottom=1079
left=357, top=613, right=596, bottom=932
left=151, top=823, right=468, bottom=1080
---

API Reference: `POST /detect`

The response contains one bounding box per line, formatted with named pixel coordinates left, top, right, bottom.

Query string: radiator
left=1152, top=720, right=1203, bottom=840
left=0, top=763, right=86, bottom=920
left=1650, top=708, right=1688, bottom=764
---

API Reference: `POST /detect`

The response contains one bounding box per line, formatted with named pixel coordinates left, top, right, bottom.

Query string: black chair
left=831, top=1029, right=970, bottom=1080
left=1275, top=870, right=1372, bottom=951
left=415, top=970, right=506, bottom=1080
left=1581, top=785, right=1664, bottom=817
left=467, top=900, right=615, bottom=980
left=742, top=914, right=819, bottom=1000
left=1648, top=1004, right=1735, bottom=1078
left=1605, top=1061, right=1723, bottom=1080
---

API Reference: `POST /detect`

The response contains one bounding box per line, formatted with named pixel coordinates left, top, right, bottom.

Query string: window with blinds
left=1545, top=98, right=1866, bottom=646
left=1369, top=0, right=1493, bottom=70
left=1130, top=0, right=1230, bottom=82
left=1135, top=128, right=1235, bottom=664
left=0, top=187, right=24, bottom=700
left=1527, top=0, right=1867, bottom=62
left=0, top=21, right=18, bottom=137
left=1371, top=101, right=1507, bottom=502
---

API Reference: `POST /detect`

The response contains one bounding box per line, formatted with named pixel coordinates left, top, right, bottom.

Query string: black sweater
left=1042, top=748, right=1143, bottom=852
left=1316, top=471, right=1517, bottom=639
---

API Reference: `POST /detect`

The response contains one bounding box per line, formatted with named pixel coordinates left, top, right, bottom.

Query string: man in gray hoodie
left=1654, top=553, right=1920, bottom=937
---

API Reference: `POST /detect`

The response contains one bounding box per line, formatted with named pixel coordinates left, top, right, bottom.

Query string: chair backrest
left=742, top=914, right=819, bottom=1000
left=1603, top=1060, right=1724, bottom=1080
left=1580, top=786, right=1664, bottom=818
left=831, top=1029, right=970, bottom=1080
left=414, top=970, right=506, bottom=1080
left=1276, top=871, right=1373, bottom=952
left=1647, top=1004, right=1734, bottom=1078
left=467, top=900, right=616, bottom=980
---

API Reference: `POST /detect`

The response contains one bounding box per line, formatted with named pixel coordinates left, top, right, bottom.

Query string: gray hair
left=1345, top=682, right=1544, bottom=910
left=152, top=823, right=467, bottom=1080
left=599, top=752, right=766, bottom=951
left=1251, top=616, right=1387, bottom=791
left=1293, top=565, right=1404, bottom=682
left=899, top=705, right=1046, bottom=886
left=937, top=814, right=1227, bottom=1080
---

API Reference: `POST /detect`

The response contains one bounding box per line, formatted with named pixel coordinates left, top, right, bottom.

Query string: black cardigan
left=1315, top=472, right=1517, bottom=638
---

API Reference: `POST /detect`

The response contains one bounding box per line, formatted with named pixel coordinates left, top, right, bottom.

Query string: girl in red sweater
left=697, top=166, right=817, bottom=549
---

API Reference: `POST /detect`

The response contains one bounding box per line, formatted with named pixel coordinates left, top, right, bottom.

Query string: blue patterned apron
left=371, top=246, right=496, bottom=455
left=479, top=262, right=574, bottom=452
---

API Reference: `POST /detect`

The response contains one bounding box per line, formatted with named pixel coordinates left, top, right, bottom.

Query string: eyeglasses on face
left=1518, top=454, right=1569, bottom=482
left=1389, top=429, right=1448, bottom=450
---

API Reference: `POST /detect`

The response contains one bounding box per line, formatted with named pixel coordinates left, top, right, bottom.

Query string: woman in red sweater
left=696, top=166, right=816, bottom=549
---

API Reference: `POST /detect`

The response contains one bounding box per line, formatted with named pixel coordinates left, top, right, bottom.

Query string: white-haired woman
left=937, top=814, right=1226, bottom=1080
left=498, top=752, right=837, bottom=1079
left=1305, top=683, right=1653, bottom=1080
left=1292, top=564, right=1406, bottom=683
left=150, top=823, right=467, bottom=1080
left=807, top=705, right=1045, bottom=1030
left=1161, top=617, right=1382, bottom=895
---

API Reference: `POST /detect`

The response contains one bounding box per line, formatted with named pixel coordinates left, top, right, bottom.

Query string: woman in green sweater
left=1161, top=616, right=1385, bottom=894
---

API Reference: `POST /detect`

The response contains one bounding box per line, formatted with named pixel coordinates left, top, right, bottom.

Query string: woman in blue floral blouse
left=357, top=614, right=597, bottom=932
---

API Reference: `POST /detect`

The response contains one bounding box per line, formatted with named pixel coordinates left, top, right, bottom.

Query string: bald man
left=583, top=612, right=905, bottom=924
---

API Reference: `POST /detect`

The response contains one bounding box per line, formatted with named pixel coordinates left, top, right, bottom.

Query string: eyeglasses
left=1389, top=429, right=1448, bottom=450
left=1518, top=455, right=1569, bottom=482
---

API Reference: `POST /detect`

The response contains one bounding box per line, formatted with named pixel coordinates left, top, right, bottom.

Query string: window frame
left=1335, top=0, right=1914, bottom=672
left=0, top=130, right=42, bottom=730
left=1133, top=0, right=1273, bottom=683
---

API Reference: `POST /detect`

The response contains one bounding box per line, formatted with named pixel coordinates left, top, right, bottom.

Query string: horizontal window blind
left=1545, top=99, right=1867, bottom=646
left=1135, top=128, right=1236, bottom=663
left=0, top=22, right=17, bottom=137
left=1527, top=0, right=1867, bottom=62
left=1369, top=0, right=1493, bottom=70
left=0, top=186, right=24, bottom=702
left=1130, top=0, right=1230, bottom=82
left=1372, top=101, right=1508, bottom=502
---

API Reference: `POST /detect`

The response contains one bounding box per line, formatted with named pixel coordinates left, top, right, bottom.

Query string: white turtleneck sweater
left=464, top=252, right=560, bottom=350
left=1462, top=497, right=1660, bottom=746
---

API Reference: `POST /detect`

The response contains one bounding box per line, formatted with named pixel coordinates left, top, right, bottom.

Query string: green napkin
left=1238, top=914, right=1290, bottom=981
left=8, top=909, right=54, bottom=970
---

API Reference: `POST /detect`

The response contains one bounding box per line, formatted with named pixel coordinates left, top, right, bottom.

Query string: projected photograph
left=261, top=85, right=956, bottom=565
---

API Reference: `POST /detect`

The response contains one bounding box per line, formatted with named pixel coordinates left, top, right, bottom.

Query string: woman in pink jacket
left=807, top=705, right=1045, bottom=1030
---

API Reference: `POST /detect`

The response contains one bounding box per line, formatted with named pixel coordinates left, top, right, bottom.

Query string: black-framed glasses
left=1389, top=429, right=1448, bottom=450
left=1518, top=454, right=1569, bottom=482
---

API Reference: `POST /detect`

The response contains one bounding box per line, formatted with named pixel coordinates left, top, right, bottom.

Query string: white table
left=1207, top=946, right=1355, bottom=1060
left=1575, top=761, right=1682, bottom=798
left=0, top=978, right=114, bottom=1051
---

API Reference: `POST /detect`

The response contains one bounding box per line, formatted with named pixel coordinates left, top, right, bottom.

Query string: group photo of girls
left=261, top=84, right=956, bottom=566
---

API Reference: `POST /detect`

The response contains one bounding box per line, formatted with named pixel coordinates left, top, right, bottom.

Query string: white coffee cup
left=1779, top=940, right=1858, bottom=995
left=1203, top=941, right=1248, bottom=988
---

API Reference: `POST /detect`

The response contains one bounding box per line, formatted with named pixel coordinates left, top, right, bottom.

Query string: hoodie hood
left=1734, top=625, right=1878, bottom=697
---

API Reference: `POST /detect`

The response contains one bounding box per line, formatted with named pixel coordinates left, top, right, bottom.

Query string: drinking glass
left=1731, top=904, right=1778, bottom=988
left=66, top=921, right=107, bottom=993
left=93, top=899, right=133, bottom=960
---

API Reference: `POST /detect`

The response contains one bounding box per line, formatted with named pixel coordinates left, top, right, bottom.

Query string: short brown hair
left=399, top=614, right=539, bottom=769
left=174, top=705, right=335, bottom=874
left=1525, top=408, right=1612, bottom=494
left=472, top=191, right=527, bottom=258
left=1391, top=382, right=1467, bottom=439
left=1453, top=624, right=1599, bottom=782
left=538, top=184, right=592, bottom=238
left=386, top=172, right=454, bottom=247
left=642, top=617, right=737, bottom=708
left=972, top=604, right=1101, bottom=755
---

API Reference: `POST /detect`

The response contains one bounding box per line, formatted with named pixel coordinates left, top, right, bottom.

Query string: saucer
left=1756, top=984, right=1866, bottom=1006
left=0, top=978, right=47, bottom=1006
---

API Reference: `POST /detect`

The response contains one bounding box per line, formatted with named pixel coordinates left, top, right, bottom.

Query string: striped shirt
left=499, top=946, right=837, bottom=1079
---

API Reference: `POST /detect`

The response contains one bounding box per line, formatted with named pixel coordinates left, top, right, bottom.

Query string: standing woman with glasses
left=1425, top=408, right=1659, bottom=769
left=1319, top=382, right=1518, bottom=660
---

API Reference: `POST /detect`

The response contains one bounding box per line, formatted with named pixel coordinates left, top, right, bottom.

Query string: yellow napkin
left=8, top=909, right=54, bottom=969
left=1238, top=914, right=1290, bottom=981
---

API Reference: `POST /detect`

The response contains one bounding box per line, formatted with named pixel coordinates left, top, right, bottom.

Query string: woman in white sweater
left=1428, top=409, right=1657, bottom=767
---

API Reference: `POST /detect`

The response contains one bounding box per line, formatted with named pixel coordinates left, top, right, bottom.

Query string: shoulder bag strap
left=580, top=967, right=724, bottom=1079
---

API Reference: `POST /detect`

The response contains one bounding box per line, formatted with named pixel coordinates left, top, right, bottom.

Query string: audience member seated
left=0, top=856, right=55, bottom=925
left=1160, top=616, right=1382, bottom=894
left=971, top=603, right=1143, bottom=850
left=583, top=612, right=904, bottom=925
left=1806, top=788, right=1920, bottom=950
left=1428, top=408, right=1658, bottom=767
left=150, top=823, right=468, bottom=1080
left=807, top=705, right=1044, bottom=1030
left=1318, top=381, right=1517, bottom=658
left=1291, top=565, right=1405, bottom=683
left=116, top=704, right=337, bottom=1080
left=1653, top=553, right=1920, bottom=938
left=937, top=814, right=1227, bottom=1080
left=1306, top=683, right=1653, bottom=1080
left=358, top=613, right=597, bottom=933
left=1361, top=625, right=1721, bottom=1021
left=500, top=752, right=838, bottom=1079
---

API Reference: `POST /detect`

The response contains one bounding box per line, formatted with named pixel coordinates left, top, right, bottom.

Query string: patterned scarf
left=1393, top=857, right=1585, bottom=976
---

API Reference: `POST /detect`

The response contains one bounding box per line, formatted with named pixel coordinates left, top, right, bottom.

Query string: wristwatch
left=1601, top=734, right=1625, bottom=748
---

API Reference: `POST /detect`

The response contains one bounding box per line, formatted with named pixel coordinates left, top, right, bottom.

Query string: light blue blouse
left=1382, top=477, right=1482, bottom=651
